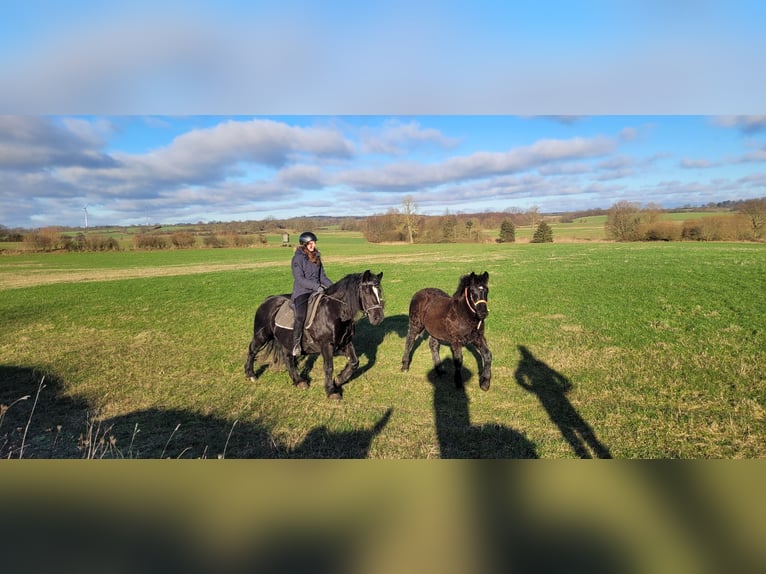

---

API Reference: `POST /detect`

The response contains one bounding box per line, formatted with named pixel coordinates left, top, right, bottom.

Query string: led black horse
left=244, top=270, right=384, bottom=399
left=401, top=271, right=492, bottom=390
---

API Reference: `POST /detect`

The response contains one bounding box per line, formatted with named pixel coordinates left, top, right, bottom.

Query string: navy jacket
left=291, top=249, right=333, bottom=301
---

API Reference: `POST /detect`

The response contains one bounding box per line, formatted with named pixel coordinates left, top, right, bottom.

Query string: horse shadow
left=513, top=345, right=612, bottom=459
left=427, top=361, right=538, bottom=458
left=0, top=365, right=392, bottom=459
left=346, top=313, right=409, bottom=381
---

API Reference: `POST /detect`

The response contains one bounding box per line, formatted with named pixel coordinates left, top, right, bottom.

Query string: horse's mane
left=325, top=273, right=364, bottom=319
left=453, top=273, right=477, bottom=297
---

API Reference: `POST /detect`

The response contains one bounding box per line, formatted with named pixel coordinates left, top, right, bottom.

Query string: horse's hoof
left=480, top=380, right=490, bottom=391
left=328, top=382, right=343, bottom=400
left=295, top=381, right=309, bottom=390
left=401, top=365, right=409, bottom=372
left=248, top=376, right=257, bottom=382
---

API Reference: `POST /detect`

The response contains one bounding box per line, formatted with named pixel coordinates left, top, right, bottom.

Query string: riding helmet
left=299, top=231, right=318, bottom=245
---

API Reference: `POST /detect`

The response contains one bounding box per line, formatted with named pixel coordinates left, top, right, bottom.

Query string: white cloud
left=681, top=158, right=718, bottom=169
left=714, top=116, right=766, bottom=133
left=53, top=118, right=354, bottom=197
left=360, top=119, right=459, bottom=155
left=0, top=115, right=115, bottom=169
left=619, top=127, right=639, bottom=142
left=340, top=135, right=616, bottom=191
left=738, top=149, right=766, bottom=163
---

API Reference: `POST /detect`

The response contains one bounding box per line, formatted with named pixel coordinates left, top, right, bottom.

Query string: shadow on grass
left=0, top=365, right=391, bottom=459
left=427, top=361, right=538, bottom=458
left=513, top=345, right=612, bottom=459
left=347, top=313, right=409, bottom=381
left=1, top=366, right=90, bottom=458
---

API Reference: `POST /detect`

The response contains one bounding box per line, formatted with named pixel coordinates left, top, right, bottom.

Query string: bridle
left=360, top=281, right=384, bottom=316
left=323, top=280, right=383, bottom=317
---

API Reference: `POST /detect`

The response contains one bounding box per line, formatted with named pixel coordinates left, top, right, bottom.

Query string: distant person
left=291, top=231, right=333, bottom=356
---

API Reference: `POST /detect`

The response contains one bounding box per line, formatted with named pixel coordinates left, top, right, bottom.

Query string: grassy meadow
left=1, top=234, right=765, bottom=458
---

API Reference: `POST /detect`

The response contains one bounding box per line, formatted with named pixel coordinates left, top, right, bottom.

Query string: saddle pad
left=274, top=299, right=294, bottom=329
left=274, top=292, right=323, bottom=330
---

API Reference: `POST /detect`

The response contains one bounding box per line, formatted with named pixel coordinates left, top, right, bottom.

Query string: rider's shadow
left=427, top=361, right=538, bottom=458
left=514, top=345, right=612, bottom=459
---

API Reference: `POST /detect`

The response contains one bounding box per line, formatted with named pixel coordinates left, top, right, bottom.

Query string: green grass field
left=2, top=236, right=765, bottom=458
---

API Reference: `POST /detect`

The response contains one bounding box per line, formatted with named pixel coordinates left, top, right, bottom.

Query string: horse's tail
left=257, top=338, right=284, bottom=369
left=246, top=295, right=287, bottom=378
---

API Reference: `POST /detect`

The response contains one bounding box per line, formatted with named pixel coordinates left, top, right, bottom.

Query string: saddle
left=274, top=291, right=324, bottom=330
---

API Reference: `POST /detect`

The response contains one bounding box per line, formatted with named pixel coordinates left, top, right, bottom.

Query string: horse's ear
left=377, top=271, right=383, bottom=281
left=363, top=270, right=372, bottom=280
left=481, top=271, right=489, bottom=282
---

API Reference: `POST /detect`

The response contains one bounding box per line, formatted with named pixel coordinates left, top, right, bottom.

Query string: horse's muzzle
left=367, top=307, right=385, bottom=325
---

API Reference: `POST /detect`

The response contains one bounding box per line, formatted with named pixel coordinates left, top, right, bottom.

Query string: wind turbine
left=83, top=205, right=89, bottom=229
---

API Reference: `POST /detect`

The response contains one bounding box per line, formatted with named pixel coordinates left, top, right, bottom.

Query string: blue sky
left=1, top=2, right=765, bottom=228
left=2, top=115, right=765, bottom=228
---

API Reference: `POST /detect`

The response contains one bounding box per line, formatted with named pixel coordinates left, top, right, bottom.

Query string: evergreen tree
left=531, top=220, right=553, bottom=243
left=499, top=219, right=516, bottom=243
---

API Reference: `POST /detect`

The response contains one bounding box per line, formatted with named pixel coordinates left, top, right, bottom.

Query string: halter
left=464, top=287, right=488, bottom=315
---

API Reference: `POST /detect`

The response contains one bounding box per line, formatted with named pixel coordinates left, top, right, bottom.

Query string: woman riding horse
left=290, top=231, right=333, bottom=356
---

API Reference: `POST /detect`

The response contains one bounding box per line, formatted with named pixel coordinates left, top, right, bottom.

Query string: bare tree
left=605, top=201, right=642, bottom=241
left=738, top=198, right=766, bottom=239
left=402, top=195, right=418, bottom=244
left=643, top=202, right=664, bottom=224
left=527, top=206, right=540, bottom=228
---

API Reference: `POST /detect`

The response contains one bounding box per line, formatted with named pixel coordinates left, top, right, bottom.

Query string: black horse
left=401, top=271, right=492, bottom=390
left=244, top=270, right=384, bottom=399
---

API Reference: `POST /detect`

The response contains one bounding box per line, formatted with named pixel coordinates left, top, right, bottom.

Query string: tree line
left=3, top=197, right=764, bottom=252
left=362, top=201, right=542, bottom=244
left=604, top=198, right=766, bottom=242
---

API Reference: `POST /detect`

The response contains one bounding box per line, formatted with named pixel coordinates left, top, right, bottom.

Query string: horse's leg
left=244, top=323, right=271, bottom=380
left=450, top=343, right=464, bottom=388
left=334, top=341, right=359, bottom=388
left=244, top=336, right=260, bottom=380
left=475, top=337, right=493, bottom=391
left=401, top=320, right=424, bottom=371
left=320, top=342, right=342, bottom=399
left=283, top=346, right=309, bottom=389
left=429, top=336, right=446, bottom=375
